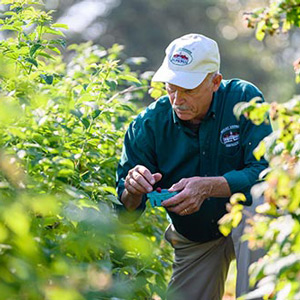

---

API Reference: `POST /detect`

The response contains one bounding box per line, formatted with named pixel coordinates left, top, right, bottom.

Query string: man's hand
left=162, top=176, right=231, bottom=216
left=121, top=165, right=162, bottom=211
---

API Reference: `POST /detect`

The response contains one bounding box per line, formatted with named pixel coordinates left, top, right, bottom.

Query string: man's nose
left=173, top=90, right=185, bottom=105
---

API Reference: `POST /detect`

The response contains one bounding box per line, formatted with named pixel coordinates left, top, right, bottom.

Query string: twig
left=107, top=85, right=151, bottom=104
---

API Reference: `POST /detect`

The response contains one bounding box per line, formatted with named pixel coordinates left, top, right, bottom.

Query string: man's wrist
left=121, top=189, right=144, bottom=211
left=206, top=176, right=231, bottom=198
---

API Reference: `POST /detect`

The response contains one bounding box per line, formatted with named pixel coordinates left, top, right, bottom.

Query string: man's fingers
left=126, top=177, right=148, bottom=194
left=132, top=171, right=153, bottom=192
left=166, top=200, right=195, bottom=215
left=162, top=191, right=185, bottom=208
left=178, top=207, right=192, bottom=216
left=167, top=199, right=203, bottom=215
left=125, top=166, right=161, bottom=195
left=125, top=183, right=141, bottom=195
left=136, top=165, right=155, bottom=185
left=169, top=202, right=192, bottom=215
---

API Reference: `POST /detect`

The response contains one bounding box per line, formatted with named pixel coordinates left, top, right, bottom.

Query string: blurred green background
left=0, top=1, right=299, bottom=299
left=1, top=0, right=297, bottom=103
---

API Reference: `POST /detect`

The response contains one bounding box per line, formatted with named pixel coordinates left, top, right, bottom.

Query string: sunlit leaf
left=52, top=23, right=69, bottom=30
left=119, top=74, right=141, bottom=84
left=256, top=21, right=266, bottom=41
left=254, top=140, right=266, bottom=161
left=230, top=193, right=246, bottom=205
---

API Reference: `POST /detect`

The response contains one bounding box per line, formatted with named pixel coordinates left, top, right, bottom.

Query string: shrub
left=0, top=1, right=172, bottom=299
left=220, top=1, right=300, bottom=299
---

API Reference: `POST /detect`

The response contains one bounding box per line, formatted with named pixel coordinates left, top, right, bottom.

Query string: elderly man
left=116, top=33, right=272, bottom=299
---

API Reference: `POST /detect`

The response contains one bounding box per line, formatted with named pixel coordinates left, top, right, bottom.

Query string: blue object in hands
left=147, top=189, right=178, bottom=207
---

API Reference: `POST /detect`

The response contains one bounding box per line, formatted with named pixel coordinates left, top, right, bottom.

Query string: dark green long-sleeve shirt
left=116, top=79, right=272, bottom=242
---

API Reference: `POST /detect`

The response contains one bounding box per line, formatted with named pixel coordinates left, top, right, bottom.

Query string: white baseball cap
left=152, top=33, right=220, bottom=89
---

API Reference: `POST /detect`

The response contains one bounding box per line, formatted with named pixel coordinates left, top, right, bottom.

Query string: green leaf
left=57, top=169, right=74, bottom=177
left=106, top=194, right=122, bottom=205
left=233, top=102, right=250, bottom=120
left=253, top=140, right=266, bottom=161
left=81, top=117, right=90, bottom=129
left=230, top=193, right=246, bottom=205
left=219, top=222, right=232, bottom=237
left=256, top=21, right=266, bottom=41
left=118, top=104, right=135, bottom=113
left=149, top=82, right=165, bottom=99
left=149, top=87, right=163, bottom=99
left=105, top=80, right=117, bottom=90
left=40, top=74, right=54, bottom=84
left=54, top=158, right=74, bottom=169
left=119, top=74, right=141, bottom=84
left=92, top=109, right=101, bottom=119
left=0, top=25, right=20, bottom=31
left=48, top=45, right=61, bottom=55
left=50, top=39, right=67, bottom=48
left=30, top=43, right=42, bottom=57
left=70, top=109, right=83, bottom=119
left=52, top=23, right=69, bottom=30
left=37, top=52, right=55, bottom=60
left=25, top=57, right=38, bottom=67
left=3, top=11, right=16, bottom=16
left=44, top=27, right=65, bottom=37
left=99, top=186, right=118, bottom=196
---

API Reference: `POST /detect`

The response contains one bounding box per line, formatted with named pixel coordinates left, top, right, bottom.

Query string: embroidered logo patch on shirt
left=220, top=125, right=240, bottom=147
left=170, top=48, right=193, bottom=66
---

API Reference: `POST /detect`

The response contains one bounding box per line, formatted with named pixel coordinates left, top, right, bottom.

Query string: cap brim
left=152, top=66, right=208, bottom=89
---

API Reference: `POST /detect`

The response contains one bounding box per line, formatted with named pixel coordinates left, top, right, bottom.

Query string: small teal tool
left=147, top=189, right=178, bottom=207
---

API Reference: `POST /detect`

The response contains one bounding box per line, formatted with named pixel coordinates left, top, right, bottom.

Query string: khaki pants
left=165, top=197, right=265, bottom=300
left=232, top=198, right=265, bottom=300
left=164, top=224, right=235, bottom=300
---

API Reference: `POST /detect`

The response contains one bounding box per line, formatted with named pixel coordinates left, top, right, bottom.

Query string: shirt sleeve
left=115, top=115, right=157, bottom=221
left=223, top=88, right=272, bottom=204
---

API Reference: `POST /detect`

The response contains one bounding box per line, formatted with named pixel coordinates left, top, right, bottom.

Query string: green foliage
left=244, top=0, right=300, bottom=41
left=219, top=2, right=300, bottom=296
left=233, top=96, right=271, bottom=125
left=221, top=97, right=300, bottom=300
left=219, top=193, right=246, bottom=237
left=238, top=97, right=300, bottom=300
left=219, top=1, right=300, bottom=299
left=0, top=1, right=172, bottom=299
left=149, top=82, right=165, bottom=100
left=244, top=0, right=300, bottom=84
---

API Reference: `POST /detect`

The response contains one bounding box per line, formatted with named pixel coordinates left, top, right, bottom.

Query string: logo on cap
left=170, top=48, right=193, bottom=66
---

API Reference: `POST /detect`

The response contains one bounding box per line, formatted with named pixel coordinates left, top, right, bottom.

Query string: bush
left=220, top=1, right=300, bottom=299
left=0, top=1, right=172, bottom=299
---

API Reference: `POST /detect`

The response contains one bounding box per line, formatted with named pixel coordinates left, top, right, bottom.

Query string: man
left=116, top=33, right=272, bottom=299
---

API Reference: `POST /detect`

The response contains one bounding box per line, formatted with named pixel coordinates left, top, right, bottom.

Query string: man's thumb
left=153, top=173, right=162, bottom=183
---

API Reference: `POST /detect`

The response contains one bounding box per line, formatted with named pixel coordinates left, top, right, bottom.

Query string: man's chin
left=176, top=111, right=192, bottom=120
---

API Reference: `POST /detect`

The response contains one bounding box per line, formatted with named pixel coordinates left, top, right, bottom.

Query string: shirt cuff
left=115, top=179, right=146, bottom=223
left=223, top=171, right=253, bottom=205
left=223, top=170, right=252, bottom=194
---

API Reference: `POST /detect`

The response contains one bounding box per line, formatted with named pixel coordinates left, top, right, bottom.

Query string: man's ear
left=212, top=73, right=222, bottom=92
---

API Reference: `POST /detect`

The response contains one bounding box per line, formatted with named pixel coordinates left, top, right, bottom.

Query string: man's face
left=166, top=74, right=220, bottom=124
